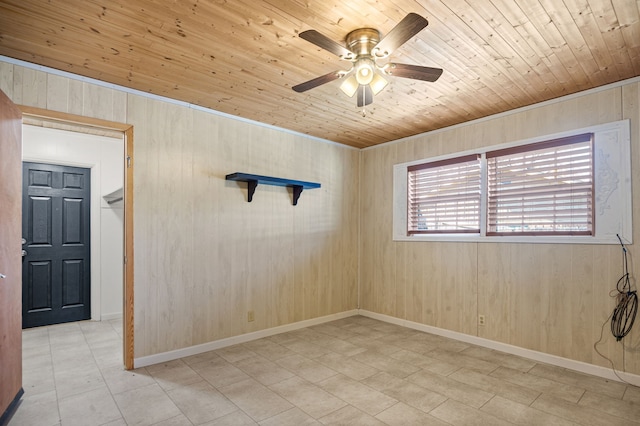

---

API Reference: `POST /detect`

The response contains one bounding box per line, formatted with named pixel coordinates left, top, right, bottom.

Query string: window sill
left=393, top=234, right=630, bottom=245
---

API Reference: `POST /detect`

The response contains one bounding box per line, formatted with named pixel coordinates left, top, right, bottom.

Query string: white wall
left=22, top=125, right=124, bottom=320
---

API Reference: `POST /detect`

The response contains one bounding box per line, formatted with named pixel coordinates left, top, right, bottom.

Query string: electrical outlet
left=478, top=314, right=486, bottom=326
left=247, top=310, right=255, bottom=322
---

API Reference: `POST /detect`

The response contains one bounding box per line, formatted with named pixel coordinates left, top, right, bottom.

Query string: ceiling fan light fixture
left=355, top=58, right=375, bottom=85
left=293, top=14, right=442, bottom=109
left=339, top=75, right=359, bottom=97
left=369, top=73, right=388, bottom=95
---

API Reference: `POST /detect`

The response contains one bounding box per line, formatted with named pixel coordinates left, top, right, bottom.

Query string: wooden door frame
left=19, top=106, right=135, bottom=370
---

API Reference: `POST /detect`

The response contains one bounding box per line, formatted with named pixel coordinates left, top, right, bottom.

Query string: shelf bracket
left=225, top=172, right=321, bottom=206
left=247, top=179, right=258, bottom=202
left=292, top=185, right=303, bottom=206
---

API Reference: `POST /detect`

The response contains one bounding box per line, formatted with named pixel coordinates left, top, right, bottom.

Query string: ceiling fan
left=292, top=13, right=443, bottom=108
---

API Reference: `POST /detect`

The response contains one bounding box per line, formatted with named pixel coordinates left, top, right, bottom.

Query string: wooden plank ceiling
left=0, top=0, right=638, bottom=148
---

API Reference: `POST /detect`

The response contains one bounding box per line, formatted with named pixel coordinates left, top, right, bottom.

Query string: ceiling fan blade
left=292, top=70, right=343, bottom=92
left=299, top=30, right=356, bottom=60
left=356, top=85, right=373, bottom=107
left=384, top=63, right=443, bottom=82
left=373, top=13, right=429, bottom=58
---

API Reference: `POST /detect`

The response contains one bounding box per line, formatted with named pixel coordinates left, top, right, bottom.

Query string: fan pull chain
left=360, top=88, right=367, bottom=117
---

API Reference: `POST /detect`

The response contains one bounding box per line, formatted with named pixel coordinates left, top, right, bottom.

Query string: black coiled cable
left=611, top=235, right=638, bottom=341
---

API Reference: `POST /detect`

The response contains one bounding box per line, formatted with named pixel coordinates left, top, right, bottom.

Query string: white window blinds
left=407, top=154, right=481, bottom=234
left=486, top=133, right=594, bottom=235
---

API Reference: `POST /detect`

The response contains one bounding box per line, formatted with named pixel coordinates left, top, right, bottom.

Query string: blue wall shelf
left=225, top=172, right=321, bottom=206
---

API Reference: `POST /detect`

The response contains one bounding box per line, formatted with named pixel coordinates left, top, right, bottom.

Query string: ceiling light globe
left=355, top=59, right=375, bottom=85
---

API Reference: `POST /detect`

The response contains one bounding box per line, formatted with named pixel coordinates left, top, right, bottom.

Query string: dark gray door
left=22, top=162, right=91, bottom=328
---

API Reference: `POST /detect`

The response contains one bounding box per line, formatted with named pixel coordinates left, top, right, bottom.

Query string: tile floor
left=8, top=315, right=640, bottom=425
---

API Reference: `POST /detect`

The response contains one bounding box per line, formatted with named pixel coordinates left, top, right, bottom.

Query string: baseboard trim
left=101, top=312, right=123, bottom=321
left=0, top=388, right=23, bottom=426
left=134, top=310, right=359, bottom=368
left=358, top=310, right=640, bottom=387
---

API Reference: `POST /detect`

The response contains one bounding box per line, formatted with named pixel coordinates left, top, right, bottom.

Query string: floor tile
left=22, top=363, right=56, bottom=396
left=14, top=315, right=640, bottom=426
left=101, top=419, right=127, bottom=426
left=89, top=340, right=124, bottom=369
left=317, top=374, right=397, bottom=416
left=624, top=385, right=640, bottom=404
left=449, top=367, right=540, bottom=405
left=427, top=348, right=499, bottom=374
left=269, top=376, right=347, bottom=418
left=276, top=354, right=339, bottom=383
left=151, top=414, right=194, bottom=425
left=481, top=395, right=580, bottom=426
left=101, top=365, right=155, bottom=394
left=377, top=334, right=442, bottom=354
left=50, top=347, right=95, bottom=373
left=490, top=366, right=586, bottom=403
left=318, top=405, right=387, bottom=425
left=532, top=393, right=633, bottom=425
left=191, top=357, right=252, bottom=388
left=460, top=345, right=537, bottom=372
left=308, top=323, right=362, bottom=341
left=21, top=344, right=52, bottom=367
left=528, top=364, right=627, bottom=399
left=430, top=399, right=513, bottom=426
left=351, top=350, right=420, bottom=378
left=578, top=390, right=640, bottom=423
left=219, top=378, right=293, bottom=422
left=258, top=407, right=321, bottom=426
left=166, top=380, right=239, bottom=424
left=7, top=390, right=60, bottom=426
left=181, top=350, right=222, bottom=366
left=420, top=335, right=470, bottom=353
left=201, top=410, right=258, bottom=425
left=21, top=327, right=50, bottom=347
left=233, top=355, right=296, bottom=386
left=216, top=345, right=258, bottom=364
left=241, top=339, right=294, bottom=361
left=406, top=369, right=494, bottom=408
left=53, top=365, right=108, bottom=399
left=348, top=335, right=403, bottom=356
left=362, top=372, right=448, bottom=413
left=388, top=349, right=460, bottom=376
left=279, top=338, right=332, bottom=359
left=341, top=325, right=387, bottom=340
left=113, top=383, right=182, bottom=426
left=375, top=402, right=449, bottom=426
left=314, top=352, right=379, bottom=381
left=145, top=359, right=203, bottom=391
left=58, top=386, right=122, bottom=426
left=305, top=334, right=366, bottom=357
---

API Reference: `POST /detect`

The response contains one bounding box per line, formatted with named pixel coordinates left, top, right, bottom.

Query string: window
left=393, top=120, right=631, bottom=244
left=407, top=155, right=481, bottom=234
left=486, top=133, right=594, bottom=236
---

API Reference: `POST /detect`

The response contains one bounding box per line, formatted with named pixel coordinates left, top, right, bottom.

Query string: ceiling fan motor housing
left=345, top=28, right=380, bottom=56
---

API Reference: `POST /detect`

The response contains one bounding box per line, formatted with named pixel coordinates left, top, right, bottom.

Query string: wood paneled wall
left=4, top=58, right=639, bottom=375
left=360, top=81, right=640, bottom=375
left=0, top=61, right=359, bottom=358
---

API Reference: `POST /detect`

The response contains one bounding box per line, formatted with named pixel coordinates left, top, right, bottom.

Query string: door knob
left=22, top=250, right=27, bottom=257
left=22, top=238, right=26, bottom=245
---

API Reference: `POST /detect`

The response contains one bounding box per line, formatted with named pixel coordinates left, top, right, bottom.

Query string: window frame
left=485, top=133, right=595, bottom=237
left=392, top=120, right=632, bottom=245
left=407, top=154, right=482, bottom=235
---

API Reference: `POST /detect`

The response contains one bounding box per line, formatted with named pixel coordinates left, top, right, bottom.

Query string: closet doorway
left=20, top=106, right=135, bottom=370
